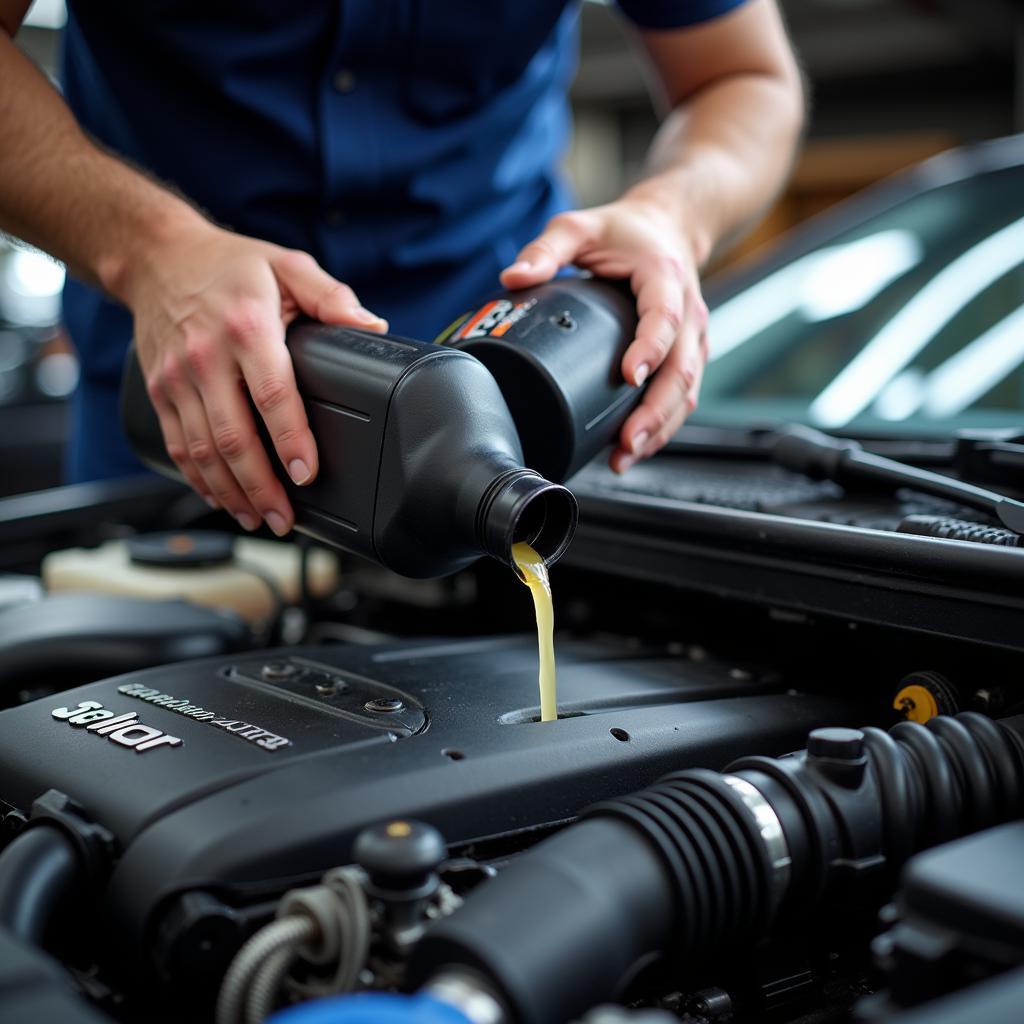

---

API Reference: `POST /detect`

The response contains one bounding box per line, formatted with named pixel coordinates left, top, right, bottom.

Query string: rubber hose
left=412, top=713, right=1024, bottom=1024
left=897, top=515, right=1020, bottom=547
left=0, top=825, right=80, bottom=946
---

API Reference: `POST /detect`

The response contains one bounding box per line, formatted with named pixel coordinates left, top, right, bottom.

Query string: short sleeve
left=614, top=0, right=749, bottom=30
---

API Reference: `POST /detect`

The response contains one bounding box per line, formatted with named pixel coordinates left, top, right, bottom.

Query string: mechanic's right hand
left=123, top=221, right=387, bottom=536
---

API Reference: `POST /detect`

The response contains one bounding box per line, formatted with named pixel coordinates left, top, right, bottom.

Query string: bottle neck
left=475, top=469, right=578, bottom=569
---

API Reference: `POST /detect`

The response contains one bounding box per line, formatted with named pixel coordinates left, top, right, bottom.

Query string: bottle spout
left=477, top=470, right=578, bottom=569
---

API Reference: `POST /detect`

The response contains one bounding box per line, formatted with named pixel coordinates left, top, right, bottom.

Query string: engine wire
left=216, top=866, right=371, bottom=1024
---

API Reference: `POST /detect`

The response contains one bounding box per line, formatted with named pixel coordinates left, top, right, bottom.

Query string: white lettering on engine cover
left=51, top=700, right=182, bottom=753
left=115, top=683, right=292, bottom=751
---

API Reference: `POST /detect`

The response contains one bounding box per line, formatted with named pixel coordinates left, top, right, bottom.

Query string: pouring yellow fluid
left=512, top=542, right=557, bottom=722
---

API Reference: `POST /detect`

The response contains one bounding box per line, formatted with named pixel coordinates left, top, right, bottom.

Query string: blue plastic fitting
left=268, top=992, right=473, bottom=1024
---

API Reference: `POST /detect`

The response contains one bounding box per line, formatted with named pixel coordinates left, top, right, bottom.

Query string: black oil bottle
left=121, top=278, right=639, bottom=579
left=121, top=328, right=578, bottom=578
left=439, top=277, right=640, bottom=481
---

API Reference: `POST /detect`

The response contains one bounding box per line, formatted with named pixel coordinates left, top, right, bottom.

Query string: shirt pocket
left=402, top=0, right=572, bottom=124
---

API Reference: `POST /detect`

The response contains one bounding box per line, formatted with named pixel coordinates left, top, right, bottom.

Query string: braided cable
left=218, top=867, right=371, bottom=1024
left=216, top=916, right=316, bottom=1024
left=286, top=866, right=371, bottom=1001
left=246, top=947, right=298, bottom=1024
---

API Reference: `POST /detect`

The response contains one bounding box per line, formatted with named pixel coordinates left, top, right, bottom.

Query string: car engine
left=2, top=456, right=1024, bottom=1024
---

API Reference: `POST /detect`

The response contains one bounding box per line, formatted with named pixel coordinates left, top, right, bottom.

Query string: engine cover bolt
left=261, top=661, right=298, bottom=681
left=365, top=697, right=404, bottom=713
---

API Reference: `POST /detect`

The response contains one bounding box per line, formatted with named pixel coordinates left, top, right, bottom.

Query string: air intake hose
left=409, top=713, right=1024, bottom=1024
left=0, top=824, right=80, bottom=946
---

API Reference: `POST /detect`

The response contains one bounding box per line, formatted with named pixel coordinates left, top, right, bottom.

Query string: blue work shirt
left=61, top=0, right=746, bottom=482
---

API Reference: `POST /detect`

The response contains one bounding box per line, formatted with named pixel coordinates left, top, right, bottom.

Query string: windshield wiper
left=664, top=424, right=957, bottom=465
left=772, top=425, right=1024, bottom=535
left=667, top=424, right=1024, bottom=484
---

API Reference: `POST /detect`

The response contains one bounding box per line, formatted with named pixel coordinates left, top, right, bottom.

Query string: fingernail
left=236, top=512, right=258, bottom=531
left=614, top=454, right=636, bottom=475
left=288, top=458, right=312, bottom=485
left=630, top=430, right=649, bottom=455
left=505, top=260, right=532, bottom=275
left=203, top=495, right=219, bottom=509
left=634, top=363, right=651, bottom=387
left=265, top=511, right=289, bottom=537
left=354, top=307, right=384, bottom=325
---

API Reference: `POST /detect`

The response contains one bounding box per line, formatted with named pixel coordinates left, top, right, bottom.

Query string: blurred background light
left=23, top=0, right=66, bottom=30
left=9, top=249, right=65, bottom=299
left=920, top=303, right=1024, bottom=418
left=797, top=230, right=922, bottom=321
left=810, top=214, right=1024, bottom=426
left=708, top=230, right=922, bottom=360
left=35, top=351, right=79, bottom=398
left=1, top=248, right=65, bottom=328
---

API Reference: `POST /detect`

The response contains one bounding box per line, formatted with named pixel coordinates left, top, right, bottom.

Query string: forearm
left=0, top=30, right=208, bottom=300
left=627, top=69, right=805, bottom=266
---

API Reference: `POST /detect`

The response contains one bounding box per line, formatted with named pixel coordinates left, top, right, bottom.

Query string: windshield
left=696, top=160, right=1024, bottom=437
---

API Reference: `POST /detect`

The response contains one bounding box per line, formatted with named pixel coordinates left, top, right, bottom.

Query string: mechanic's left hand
left=500, top=198, right=708, bottom=473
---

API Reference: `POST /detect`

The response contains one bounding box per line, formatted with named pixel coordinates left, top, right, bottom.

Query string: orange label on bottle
left=446, top=297, right=538, bottom=343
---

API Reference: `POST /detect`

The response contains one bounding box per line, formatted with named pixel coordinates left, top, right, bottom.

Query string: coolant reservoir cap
left=127, top=531, right=236, bottom=569
left=353, top=819, right=446, bottom=895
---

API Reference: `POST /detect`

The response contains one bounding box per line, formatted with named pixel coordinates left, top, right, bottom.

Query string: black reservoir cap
left=353, top=819, right=447, bottom=897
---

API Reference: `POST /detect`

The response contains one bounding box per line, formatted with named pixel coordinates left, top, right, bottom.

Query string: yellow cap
left=894, top=684, right=940, bottom=724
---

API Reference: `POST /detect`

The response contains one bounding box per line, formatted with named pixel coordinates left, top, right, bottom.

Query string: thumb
left=500, top=212, right=594, bottom=289
left=271, top=250, right=388, bottom=332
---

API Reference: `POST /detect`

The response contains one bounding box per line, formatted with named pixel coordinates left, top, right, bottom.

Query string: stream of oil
left=512, top=541, right=557, bottom=722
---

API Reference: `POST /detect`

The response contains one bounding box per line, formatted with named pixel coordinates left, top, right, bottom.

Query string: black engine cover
left=0, top=635, right=867, bottom=974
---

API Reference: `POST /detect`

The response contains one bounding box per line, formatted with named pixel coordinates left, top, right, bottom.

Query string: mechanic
left=0, top=0, right=802, bottom=537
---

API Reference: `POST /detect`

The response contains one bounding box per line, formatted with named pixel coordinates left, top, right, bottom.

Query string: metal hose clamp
left=722, top=775, right=792, bottom=908
left=425, top=970, right=508, bottom=1024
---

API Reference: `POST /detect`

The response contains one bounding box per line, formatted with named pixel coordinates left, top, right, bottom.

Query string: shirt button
left=333, top=69, right=356, bottom=94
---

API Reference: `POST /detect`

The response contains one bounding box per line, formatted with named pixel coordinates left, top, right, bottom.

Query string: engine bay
left=2, top=453, right=1024, bottom=1024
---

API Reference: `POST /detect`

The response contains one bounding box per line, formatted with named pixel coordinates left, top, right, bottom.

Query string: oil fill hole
left=610, top=728, right=630, bottom=742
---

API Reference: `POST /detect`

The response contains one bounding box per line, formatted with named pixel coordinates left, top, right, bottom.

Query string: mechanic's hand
left=500, top=198, right=708, bottom=473
left=125, top=222, right=387, bottom=535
